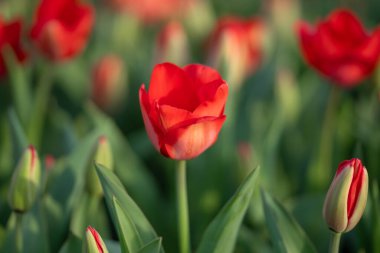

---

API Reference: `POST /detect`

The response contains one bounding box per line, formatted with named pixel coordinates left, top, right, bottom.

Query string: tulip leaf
left=58, top=232, right=82, bottom=253
left=95, top=163, right=164, bottom=253
left=196, top=166, right=259, bottom=253
left=112, top=196, right=143, bottom=253
left=104, top=240, right=122, bottom=253
left=261, top=190, right=317, bottom=253
left=137, top=238, right=162, bottom=253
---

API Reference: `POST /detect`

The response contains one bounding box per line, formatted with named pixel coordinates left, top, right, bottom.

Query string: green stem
left=308, top=85, right=339, bottom=190
left=15, top=212, right=23, bottom=253
left=176, top=160, right=190, bottom=253
left=328, top=231, right=341, bottom=253
left=27, top=67, right=53, bottom=149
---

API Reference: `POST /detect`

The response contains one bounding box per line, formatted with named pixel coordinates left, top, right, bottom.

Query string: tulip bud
left=323, top=158, right=368, bottom=233
left=8, top=146, right=41, bottom=213
left=92, top=54, right=127, bottom=112
left=87, top=136, right=114, bottom=196
left=84, top=226, right=109, bottom=253
left=154, top=21, right=189, bottom=66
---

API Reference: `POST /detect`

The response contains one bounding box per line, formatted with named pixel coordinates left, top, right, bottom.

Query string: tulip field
left=1, top=0, right=380, bottom=252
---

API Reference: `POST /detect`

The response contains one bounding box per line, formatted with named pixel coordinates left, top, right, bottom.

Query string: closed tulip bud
left=87, top=136, right=114, bottom=196
left=8, top=146, right=41, bottom=213
left=154, top=21, right=189, bottom=66
left=85, top=226, right=109, bottom=253
left=323, top=158, right=368, bottom=233
left=92, top=55, right=127, bottom=112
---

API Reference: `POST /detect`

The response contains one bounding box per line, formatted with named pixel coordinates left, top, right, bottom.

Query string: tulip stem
left=176, top=160, right=190, bottom=253
left=328, top=231, right=341, bottom=253
left=15, top=212, right=23, bottom=253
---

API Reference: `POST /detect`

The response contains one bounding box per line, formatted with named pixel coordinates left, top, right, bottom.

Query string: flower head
left=323, top=158, right=368, bottom=233
left=139, top=63, right=228, bottom=160
left=297, top=9, right=380, bottom=87
left=30, top=0, right=94, bottom=61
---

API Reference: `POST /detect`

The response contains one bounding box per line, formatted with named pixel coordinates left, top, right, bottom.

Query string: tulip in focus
left=85, top=226, right=109, bottom=253
left=0, top=18, right=27, bottom=77
left=207, top=17, right=265, bottom=88
left=92, top=54, right=127, bottom=112
left=323, top=158, right=368, bottom=233
left=30, top=0, right=94, bottom=61
left=139, top=62, right=228, bottom=160
left=8, top=146, right=41, bottom=213
left=298, top=9, right=380, bottom=87
left=154, top=21, right=189, bottom=66
left=87, top=136, right=114, bottom=196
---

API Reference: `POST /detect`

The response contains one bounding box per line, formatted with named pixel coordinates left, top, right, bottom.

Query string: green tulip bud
left=87, top=136, right=113, bottom=196
left=323, top=158, right=368, bottom=233
left=8, top=146, right=41, bottom=213
left=84, top=226, right=109, bottom=253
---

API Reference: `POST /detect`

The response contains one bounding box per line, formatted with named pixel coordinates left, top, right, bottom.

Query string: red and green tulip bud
left=323, top=158, right=368, bottom=233
left=8, top=146, right=41, bottom=213
left=87, top=136, right=114, bottom=196
left=84, top=226, right=109, bottom=253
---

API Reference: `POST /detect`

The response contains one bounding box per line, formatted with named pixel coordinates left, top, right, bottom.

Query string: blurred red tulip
left=0, top=18, right=27, bottom=77
left=30, top=0, right=94, bottom=62
left=139, top=63, right=228, bottom=160
left=298, top=9, right=380, bottom=87
left=154, top=21, right=189, bottom=65
left=107, top=0, right=191, bottom=24
left=207, top=17, right=265, bottom=86
left=92, top=54, right=126, bottom=111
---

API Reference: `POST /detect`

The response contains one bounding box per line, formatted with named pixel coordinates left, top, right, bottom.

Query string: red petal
left=139, top=85, right=160, bottom=151
left=183, top=64, right=222, bottom=86
left=148, top=63, right=199, bottom=111
left=193, top=81, right=228, bottom=117
left=161, top=116, right=226, bottom=160
left=157, top=104, right=193, bottom=131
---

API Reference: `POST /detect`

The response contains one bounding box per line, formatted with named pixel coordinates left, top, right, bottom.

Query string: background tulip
left=139, top=62, right=228, bottom=160
left=298, top=9, right=380, bottom=87
left=323, top=158, right=368, bottom=233
left=30, top=0, right=94, bottom=61
left=85, top=226, right=109, bottom=253
left=207, top=17, right=265, bottom=87
left=0, top=18, right=27, bottom=77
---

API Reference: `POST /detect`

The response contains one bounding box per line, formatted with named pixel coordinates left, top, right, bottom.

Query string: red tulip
left=298, top=9, right=380, bottom=87
left=323, top=158, right=368, bottom=233
left=154, top=21, right=189, bottom=65
left=139, top=63, right=228, bottom=160
left=30, top=0, right=94, bottom=62
left=92, top=54, right=126, bottom=111
left=107, top=0, right=191, bottom=24
left=207, top=17, right=265, bottom=86
left=0, top=18, right=27, bottom=77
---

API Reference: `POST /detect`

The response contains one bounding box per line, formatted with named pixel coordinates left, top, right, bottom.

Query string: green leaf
left=112, top=197, right=143, bottom=253
left=58, top=233, right=82, bottom=253
left=196, top=166, right=259, bottom=253
left=104, top=240, right=122, bottom=253
left=261, top=190, right=317, bottom=253
left=95, top=164, right=164, bottom=253
left=137, top=238, right=162, bottom=253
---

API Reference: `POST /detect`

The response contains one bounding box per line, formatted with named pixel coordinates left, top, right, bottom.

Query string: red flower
left=107, top=0, right=191, bottom=24
left=298, top=9, right=380, bottom=87
left=92, top=54, right=126, bottom=111
left=0, top=18, right=27, bottom=77
left=323, top=158, right=368, bottom=233
left=139, top=63, right=228, bottom=160
left=30, top=0, right=94, bottom=62
left=207, top=17, right=265, bottom=86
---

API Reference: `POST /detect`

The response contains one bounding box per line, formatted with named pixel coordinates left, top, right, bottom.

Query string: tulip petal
left=345, top=168, right=368, bottom=232
left=323, top=166, right=353, bottom=233
left=161, top=116, right=226, bottom=160
left=157, top=104, right=193, bottom=131
left=139, top=85, right=160, bottom=152
left=193, top=82, right=228, bottom=117
left=148, top=63, right=199, bottom=111
left=183, top=64, right=222, bottom=86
